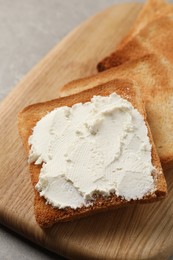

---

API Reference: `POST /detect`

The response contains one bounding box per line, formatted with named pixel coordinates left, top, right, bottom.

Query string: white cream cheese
left=28, top=93, right=155, bottom=209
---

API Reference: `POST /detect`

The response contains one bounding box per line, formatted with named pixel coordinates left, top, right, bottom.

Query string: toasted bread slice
left=118, top=0, right=170, bottom=49
left=18, top=79, right=167, bottom=228
left=97, top=12, right=173, bottom=71
left=61, top=55, right=173, bottom=169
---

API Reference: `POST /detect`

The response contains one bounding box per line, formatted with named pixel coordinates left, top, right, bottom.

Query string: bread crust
left=18, top=79, right=167, bottom=228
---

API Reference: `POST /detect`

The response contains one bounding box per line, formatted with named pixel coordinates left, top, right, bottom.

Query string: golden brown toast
left=61, top=54, right=173, bottom=170
left=97, top=3, right=173, bottom=71
left=18, top=79, right=167, bottom=228
left=115, top=0, right=171, bottom=50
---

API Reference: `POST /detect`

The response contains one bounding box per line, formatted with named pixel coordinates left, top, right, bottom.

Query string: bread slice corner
left=97, top=0, right=173, bottom=72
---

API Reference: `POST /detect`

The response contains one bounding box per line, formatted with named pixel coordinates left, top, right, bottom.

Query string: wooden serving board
left=1, top=2, right=173, bottom=259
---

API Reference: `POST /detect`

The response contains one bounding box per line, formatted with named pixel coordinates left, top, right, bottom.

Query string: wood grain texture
left=0, top=2, right=173, bottom=259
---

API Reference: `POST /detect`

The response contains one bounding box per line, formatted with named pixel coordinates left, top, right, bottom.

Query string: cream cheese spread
left=28, top=93, right=155, bottom=209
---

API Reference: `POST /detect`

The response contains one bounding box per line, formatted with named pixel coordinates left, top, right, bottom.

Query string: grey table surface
left=0, top=0, right=173, bottom=259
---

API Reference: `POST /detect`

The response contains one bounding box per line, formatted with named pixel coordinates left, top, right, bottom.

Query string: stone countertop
left=0, top=0, right=127, bottom=101
left=0, top=0, right=172, bottom=259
